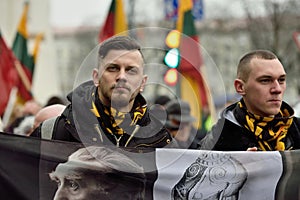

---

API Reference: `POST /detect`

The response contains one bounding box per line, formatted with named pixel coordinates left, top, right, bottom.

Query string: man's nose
left=270, top=80, right=282, bottom=93
left=116, top=69, right=127, bottom=81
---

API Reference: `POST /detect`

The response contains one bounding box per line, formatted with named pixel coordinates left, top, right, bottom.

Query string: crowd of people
left=1, top=35, right=300, bottom=152
left=2, top=96, right=66, bottom=137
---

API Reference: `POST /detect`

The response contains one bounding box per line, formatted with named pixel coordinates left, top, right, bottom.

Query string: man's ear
left=92, top=68, right=99, bottom=86
left=139, top=75, right=148, bottom=92
left=234, top=78, right=246, bottom=95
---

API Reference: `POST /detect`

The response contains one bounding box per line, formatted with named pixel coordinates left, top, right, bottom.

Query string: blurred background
left=1, top=0, right=300, bottom=128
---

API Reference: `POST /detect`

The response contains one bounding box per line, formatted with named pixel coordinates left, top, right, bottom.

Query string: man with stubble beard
left=31, top=36, right=176, bottom=150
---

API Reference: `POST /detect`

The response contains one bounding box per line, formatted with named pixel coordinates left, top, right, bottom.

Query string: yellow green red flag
left=98, top=0, right=128, bottom=42
left=176, top=0, right=213, bottom=129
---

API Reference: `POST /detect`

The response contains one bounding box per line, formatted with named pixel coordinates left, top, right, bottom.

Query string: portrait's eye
left=67, top=180, right=79, bottom=192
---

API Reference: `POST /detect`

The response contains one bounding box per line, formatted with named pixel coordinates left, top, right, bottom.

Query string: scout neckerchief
left=90, top=91, right=147, bottom=136
left=233, top=99, right=294, bottom=151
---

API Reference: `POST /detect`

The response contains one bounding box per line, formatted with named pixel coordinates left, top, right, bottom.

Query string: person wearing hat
left=165, top=99, right=200, bottom=149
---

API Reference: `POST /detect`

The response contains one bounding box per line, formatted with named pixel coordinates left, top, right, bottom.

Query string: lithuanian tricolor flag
left=177, top=0, right=214, bottom=129
left=12, top=2, right=34, bottom=83
left=98, top=0, right=128, bottom=42
left=10, top=2, right=37, bottom=108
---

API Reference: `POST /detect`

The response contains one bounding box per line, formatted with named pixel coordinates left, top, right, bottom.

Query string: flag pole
left=0, top=117, right=3, bottom=131
left=2, top=87, right=18, bottom=127
left=14, top=60, right=31, bottom=93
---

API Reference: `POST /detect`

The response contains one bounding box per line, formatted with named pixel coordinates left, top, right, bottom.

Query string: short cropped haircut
left=98, top=35, right=144, bottom=62
left=237, top=50, right=278, bottom=81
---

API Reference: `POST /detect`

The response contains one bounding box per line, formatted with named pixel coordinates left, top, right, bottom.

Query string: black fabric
left=0, top=132, right=158, bottom=200
left=0, top=132, right=83, bottom=200
left=3, top=132, right=300, bottom=199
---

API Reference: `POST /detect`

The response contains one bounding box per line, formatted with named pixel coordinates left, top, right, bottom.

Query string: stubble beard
left=111, top=92, right=131, bottom=109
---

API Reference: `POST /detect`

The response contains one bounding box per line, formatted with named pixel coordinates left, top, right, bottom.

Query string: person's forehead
left=52, top=164, right=78, bottom=177
left=102, top=49, right=143, bottom=63
left=249, top=58, right=286, bottom=77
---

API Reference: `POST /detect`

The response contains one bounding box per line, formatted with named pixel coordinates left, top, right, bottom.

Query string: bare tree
left=243, top=0, right=300, bottom=94
left=243, top=0, right=300, bottom=70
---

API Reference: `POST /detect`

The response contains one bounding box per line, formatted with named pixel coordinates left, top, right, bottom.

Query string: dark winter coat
left=199, top=102, right=300, bottom=151
left=32, top=81, right=176, bottom=149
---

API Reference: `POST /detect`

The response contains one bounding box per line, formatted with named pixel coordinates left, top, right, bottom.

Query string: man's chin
left=111, top=94, right=131, bottom=108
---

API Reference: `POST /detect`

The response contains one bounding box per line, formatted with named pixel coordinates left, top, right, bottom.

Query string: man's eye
left=278, top=78, right=286, bottom=84
left=107, top=66, right=118, bottom=72
left=260, top=79, right=270, bottom=83
left=127, top=68, right=138, bottom=74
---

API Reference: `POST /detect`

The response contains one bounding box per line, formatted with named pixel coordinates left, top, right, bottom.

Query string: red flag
left=0, top=32, right=31, bottom=116
left=98, top=0, right=128, bottom=42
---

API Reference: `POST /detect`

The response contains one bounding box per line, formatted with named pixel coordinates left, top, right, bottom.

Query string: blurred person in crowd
left=4, top=115, right=34, bottom=136
left=199, top=50, right=300, bottom=151
left=31, top=104, right=66, bottom=131
left=154, top=95, right=171, bottom=107
left=165, top=99, right=202, bottom=149
left=45, top=96, right=67, bottom=107
left=150, top=95, right=171, bottom=125
left=198, top=104, right=213, bottom=137
left=32, top=36, right=176, bottom=149
left=49, top=146, right=145, bottom=200
left=22, top=99, right=42, bottom=116
left=4, top=99, right=41, bottom=136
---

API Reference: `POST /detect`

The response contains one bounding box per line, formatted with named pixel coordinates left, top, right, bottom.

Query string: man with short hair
left=199, top=50, right=300, bottom=151
left=31, top=36, right=176, bottom=149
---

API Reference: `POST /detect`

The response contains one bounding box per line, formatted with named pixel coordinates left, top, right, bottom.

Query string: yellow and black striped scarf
left=90, top=92, right=147, bottom=136
left=233, top=100, right=294, bottom=151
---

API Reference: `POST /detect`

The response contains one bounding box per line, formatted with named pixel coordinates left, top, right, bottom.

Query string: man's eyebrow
left=257, top=74, right=286, bottom=79
left=256, top=75, right=272, bottom=79
left=105, top=63, right=119, bottom=67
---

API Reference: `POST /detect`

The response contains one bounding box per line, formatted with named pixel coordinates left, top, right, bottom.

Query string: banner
left=0, top=132, right=299, bottom=200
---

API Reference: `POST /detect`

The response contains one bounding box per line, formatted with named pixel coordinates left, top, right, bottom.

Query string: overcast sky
left=49, top=0, right=263, bottom=27
left=50, top=0, right=110, bottom=27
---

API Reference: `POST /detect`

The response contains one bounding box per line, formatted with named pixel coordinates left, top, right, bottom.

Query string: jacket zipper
left=113, top=134, right=123, bottom=147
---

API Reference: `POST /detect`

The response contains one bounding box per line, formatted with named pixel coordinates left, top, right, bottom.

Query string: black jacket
left=199, top=102, right=300, bottom=151
left=32, top=81, right=176, bottom=149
